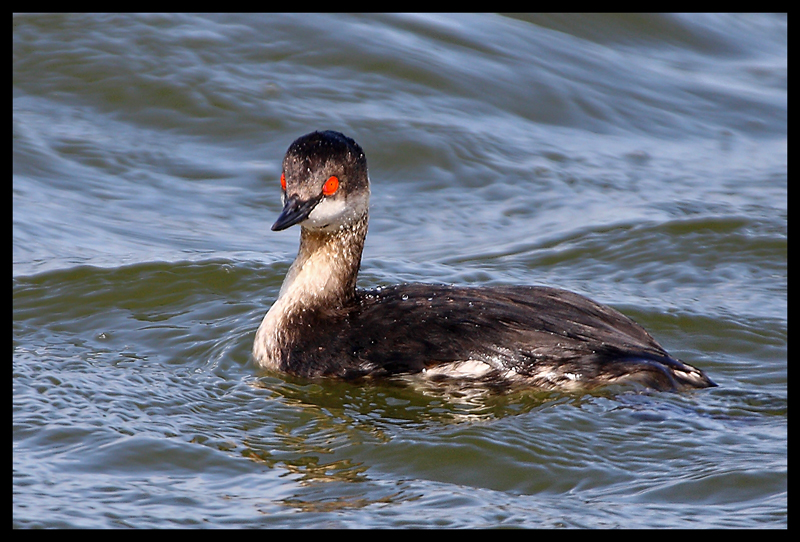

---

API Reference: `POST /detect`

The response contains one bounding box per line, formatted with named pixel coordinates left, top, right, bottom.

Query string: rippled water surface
left=13, top=13, right=786, bottom=528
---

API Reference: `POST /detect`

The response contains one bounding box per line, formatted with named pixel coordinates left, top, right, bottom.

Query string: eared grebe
left=253, top=130, right=716, bottom=391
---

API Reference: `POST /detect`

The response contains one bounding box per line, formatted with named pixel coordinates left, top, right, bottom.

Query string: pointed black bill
left=271, top=194, right=322, bottom=231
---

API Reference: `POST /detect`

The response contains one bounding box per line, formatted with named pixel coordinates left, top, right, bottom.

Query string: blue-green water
left=13, top=13, right=786, bottom=528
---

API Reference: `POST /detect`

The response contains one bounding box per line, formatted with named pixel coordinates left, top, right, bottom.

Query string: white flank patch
left=422, top=360, right=494, bottom=378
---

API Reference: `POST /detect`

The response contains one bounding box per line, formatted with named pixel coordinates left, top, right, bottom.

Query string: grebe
left=253, top=130, right=716, bottom=391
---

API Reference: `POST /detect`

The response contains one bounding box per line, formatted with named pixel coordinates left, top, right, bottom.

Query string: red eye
left=322, top=175, right=339, bottom=196
left=280, top=172, right=286, bottom=191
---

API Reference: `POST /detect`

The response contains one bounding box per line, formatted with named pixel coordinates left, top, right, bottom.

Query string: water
left=13, top=13, right=786, bottom=528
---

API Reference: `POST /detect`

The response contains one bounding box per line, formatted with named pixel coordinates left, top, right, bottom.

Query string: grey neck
left=278, top=214, right=368, bottom=312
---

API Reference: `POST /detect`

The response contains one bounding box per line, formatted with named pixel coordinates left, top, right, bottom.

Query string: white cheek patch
left=305, top=198, right=348, bottom=229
